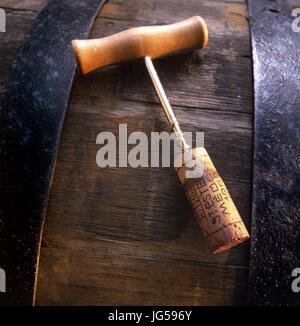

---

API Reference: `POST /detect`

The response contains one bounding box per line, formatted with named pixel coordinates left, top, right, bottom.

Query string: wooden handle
left=174, top=148, right=250, bottom=254
left=72, top=16, right=208, bottom=74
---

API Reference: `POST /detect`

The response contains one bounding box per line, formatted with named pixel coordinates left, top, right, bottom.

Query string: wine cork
left=174, top=147, right=250, bottom=254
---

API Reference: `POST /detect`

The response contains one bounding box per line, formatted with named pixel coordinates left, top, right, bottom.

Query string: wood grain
left=90, top=1, right=252, bottom=113
left=0, top=0, right=253, bottom=305
left=37, top=247, right=248, bottom=306
left=0, top=0, right=246, bottom=12
left=38, top=100, right=252, bottom=267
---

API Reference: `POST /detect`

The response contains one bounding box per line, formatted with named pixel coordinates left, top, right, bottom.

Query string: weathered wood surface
left=0, top=0, right=253, bottom=305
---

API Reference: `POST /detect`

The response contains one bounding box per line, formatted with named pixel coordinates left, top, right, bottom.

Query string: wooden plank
left=40, top=98, right=252, bottom=268
left=36, top=247, right=248, bottom=306
left=0, top=0, right=49, bottom=11
left=0, top=0, right=245, bottom=12
left=99, top=0, right=249, bottom=29
left=40, top=0, right=252, bottom=305
left=99, top=0, right=246, bottom=24
left=91, top=1, right=253, bottom=114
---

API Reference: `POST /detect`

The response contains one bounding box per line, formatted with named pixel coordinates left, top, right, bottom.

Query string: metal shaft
left=144, top=56, right=191, bottom=151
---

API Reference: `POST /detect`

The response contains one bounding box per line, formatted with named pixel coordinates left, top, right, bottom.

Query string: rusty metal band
left=0, top=0, right=105, bottom=305
left=248, top=0, right=300, bottom=305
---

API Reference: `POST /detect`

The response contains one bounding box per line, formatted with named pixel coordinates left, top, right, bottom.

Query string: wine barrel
left=0, top=0, right=253, bottom=305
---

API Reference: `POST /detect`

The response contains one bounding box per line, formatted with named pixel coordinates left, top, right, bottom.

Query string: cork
left=174, top=147, right=250, bottom=254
